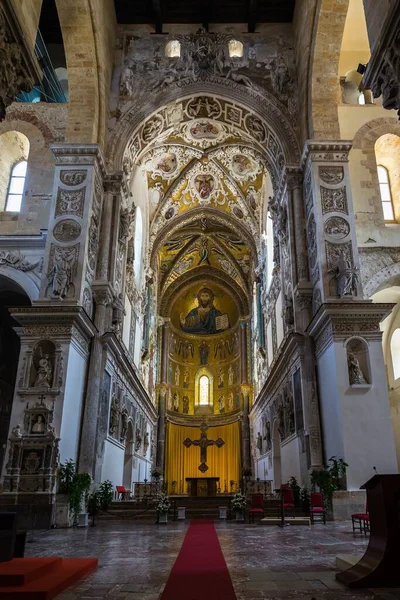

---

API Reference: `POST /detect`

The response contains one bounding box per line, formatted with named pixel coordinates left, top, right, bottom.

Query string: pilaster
left=302, top=141, right=362, bottom=314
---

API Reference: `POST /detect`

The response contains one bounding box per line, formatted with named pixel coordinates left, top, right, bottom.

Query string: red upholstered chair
left=116, top=485, right=131, bottom=501
left=310, top=492, right=326, bottom=524
left=351, top=502, right=369, bottom=534
left=281, top=486, right=295, bottom=518
left=248, top=493, right=264, bottom=523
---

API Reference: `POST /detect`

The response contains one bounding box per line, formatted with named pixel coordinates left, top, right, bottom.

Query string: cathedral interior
left=1, top=0, right=400, bottom=596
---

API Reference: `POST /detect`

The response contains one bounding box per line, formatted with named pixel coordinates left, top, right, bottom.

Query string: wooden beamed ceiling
left=114, top=0, right=296, bottom=33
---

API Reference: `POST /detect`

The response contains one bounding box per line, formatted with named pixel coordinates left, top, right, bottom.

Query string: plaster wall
left=280, top=436, right=301, bottom=484
left=316, top=344, right=345, bottom=463
left=59, top=344, right=88, bottom=463
left=102, top=439, right=124, bottom=487
left=319, top=340, right=397, bottom=490
left=255, top=454, right=273, bottom=481
left=267, top=321, right=273, bottom=367
left=9, top=0, right=42, bottom=53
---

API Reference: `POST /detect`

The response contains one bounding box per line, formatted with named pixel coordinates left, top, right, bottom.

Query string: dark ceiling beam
left=152, top=0, right=163, bottom=33
left=247, top=0, right=259, bottom=33
left=201, top=0, right=213, bottom=31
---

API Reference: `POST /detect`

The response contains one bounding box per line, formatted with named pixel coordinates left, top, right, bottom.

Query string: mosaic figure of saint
left=180, top=287, right=224, bottom=335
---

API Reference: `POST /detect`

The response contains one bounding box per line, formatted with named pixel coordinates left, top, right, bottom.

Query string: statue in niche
left=335, top=251, right=359, bottom=297
left=228, top=392, right=234, bottom=411
left=183, top=368, right=189, bottom=388
left=256, top=432, right=263, bottom=453
left=135, top=427, right=142, bottom=452
left=119, top=207, right=133, bottom=242
left=173, top=392, right=179, bottom=412
left=285, top=392, right=295, bottom=433
left=112, top=293, right=125, bottom=332
left=218, top=368, right=224, bottom=388
left=120, top=410, right=128, bottom=442
left=175, top=365, right=180, bottom=386
left=218, top=394, right=225, bottom=414
left=267, top=196, right=280, bottom=265
left=180, top=288, right=227, bottom=335
left=199, top=341, right=210, bottom=365
left=143, top=431, right=149, bottom=455
left=183, top=395, right=189, bottom=414
left=348, top=353, right=367, bottom=385
left=31, top=414, right=46, bottom=434
left=33, top=353, right=53, bottom=389
left=49, top=246, right=76, bottom=299
left=109, top=396, right=119, bottom=437
left=228, top=364, right=234, bottom=387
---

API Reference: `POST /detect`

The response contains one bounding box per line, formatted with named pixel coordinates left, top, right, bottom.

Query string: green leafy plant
left=87, top=491, right=100, bottom=517
left=58, top=460, right=91, bottom=523
left=231, top=491, right=247, bottom=513
left=155, top=493, right=171, bottom=514
left=300, top=487, right=310, bottom=512
left=98, top=480, right=113, bottom=510
left=310, top=456, right=348, bottom=509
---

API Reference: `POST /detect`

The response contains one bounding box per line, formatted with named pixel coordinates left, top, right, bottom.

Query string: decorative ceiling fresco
left=135, top=96, right=267, bottom=316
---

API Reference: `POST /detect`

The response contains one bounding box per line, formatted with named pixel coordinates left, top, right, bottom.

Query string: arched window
left=391, top=329, right=400, bottom=380
left=265, top=211, right=274, bottom=287
left=377, top=165, right=394, bottom=221
left=199, top=375, right=210, bottom=405
left=165, top=40, right=181, bottom=58
left=228, top=40, right=243, bottom=58
left=6, top=160, right=27, bottom=212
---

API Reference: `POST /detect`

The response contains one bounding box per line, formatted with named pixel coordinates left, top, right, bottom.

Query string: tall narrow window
left=6, top=160, right=27, bottom=212
left=199, top=375, right=209, bottom=405
left=377, top=165, right=394, bottom=221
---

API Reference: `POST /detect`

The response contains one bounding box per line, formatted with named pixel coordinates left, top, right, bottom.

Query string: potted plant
left=98, top=479, right=114, bottom=510
left=156, top=493, right=171, bottom=524
left=310, top=456, right=348, bottom=515
left=231, top=490, right=247, bottom=522
left=57, top=460, right=91, bottom=527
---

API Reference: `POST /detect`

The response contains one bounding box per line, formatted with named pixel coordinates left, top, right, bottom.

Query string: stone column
left=156, top=320, right=169, bottom=472
left=239, top=319, right=249, bottom=384
left=78, top=284, right=113, bottom=477
left=40, top=145, right=106, bottom=317
left=241, top=387, right=251, bottom=472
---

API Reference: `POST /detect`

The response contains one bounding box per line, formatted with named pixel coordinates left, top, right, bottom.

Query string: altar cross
left=183, top=422, right=225, bottom=473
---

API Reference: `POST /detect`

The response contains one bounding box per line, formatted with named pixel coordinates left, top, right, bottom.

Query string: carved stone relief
left=55, top=188, right=85, bottom=218
left=47, top=243, right=79, bottom=299
left=324, top=216, right=350, bottom=240
left=53, top=219, right=81, bottom=243
left=321, top=186, right=348, bottom=215
left=318, top=166, right=344, bottom=185
left=0, top=250, right=42, bottom=272
left=59, top=170, right=87, bottom=186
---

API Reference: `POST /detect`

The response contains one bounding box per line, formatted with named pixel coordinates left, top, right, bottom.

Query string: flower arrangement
left=151, top=467, right=163, bottom=479
left=156, top=493, right=171, bottom=514
left=231, top=490, right=247, bottom=513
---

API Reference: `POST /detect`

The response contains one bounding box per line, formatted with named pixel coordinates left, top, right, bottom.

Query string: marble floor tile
left=21, top=519, right=395, bottom=600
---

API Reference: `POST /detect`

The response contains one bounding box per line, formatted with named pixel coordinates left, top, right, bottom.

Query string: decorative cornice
left=0, top=233, right=47, bottom=248
left=10, top=304, right=97, bottom=339
left=102, top=332, right=158, bottom=421
left=307, top=300, right=394, bottom=358
left=301, top=140, right=353, bottom=168
left=50, top=144, right=107, bottom=178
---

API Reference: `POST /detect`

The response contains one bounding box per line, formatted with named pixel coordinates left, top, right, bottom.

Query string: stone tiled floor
left=23, top=520, right=400, bottom=599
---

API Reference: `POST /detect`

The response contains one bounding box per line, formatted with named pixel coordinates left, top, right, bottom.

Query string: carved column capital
left=92, top=282, right=114, bottom=306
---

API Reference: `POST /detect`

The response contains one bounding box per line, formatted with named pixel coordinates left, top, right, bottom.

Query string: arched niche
left=194, top=367, right=214, bottom=413
left=345, top=336, right=371, bottom=386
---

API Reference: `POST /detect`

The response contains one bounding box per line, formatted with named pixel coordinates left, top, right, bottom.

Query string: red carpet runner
left=161, top=520, right=236, bottom=600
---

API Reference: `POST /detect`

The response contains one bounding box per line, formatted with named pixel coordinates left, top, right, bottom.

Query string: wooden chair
left=310, top=492, right=326, bottom=524
left=116, top=485, right=132, bottom=501
left=248, top=493, right=264, bottom=523
left=351, top=502, right=369, bottom=534
left=281, top=486, right=295, bottom=518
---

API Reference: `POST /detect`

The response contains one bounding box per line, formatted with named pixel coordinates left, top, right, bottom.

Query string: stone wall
left=9, top=0, right=43, bottom=53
